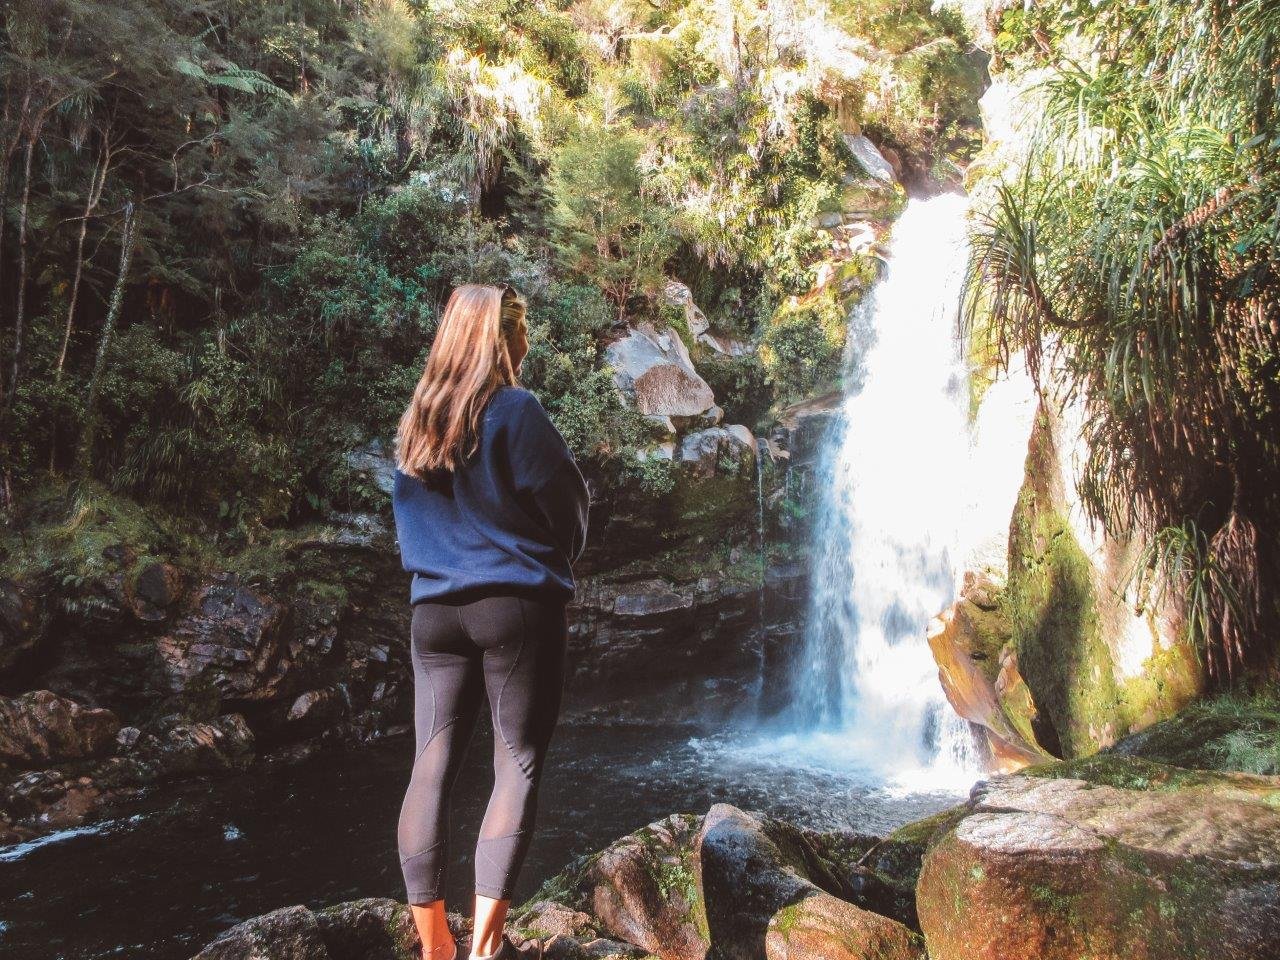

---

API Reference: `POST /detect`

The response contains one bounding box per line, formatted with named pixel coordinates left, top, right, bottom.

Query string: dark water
left=0, top=719, right=966, bottom=960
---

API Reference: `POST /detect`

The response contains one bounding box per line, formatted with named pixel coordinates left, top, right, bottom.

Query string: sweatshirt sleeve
left=506, top=390, right=590, bottom=562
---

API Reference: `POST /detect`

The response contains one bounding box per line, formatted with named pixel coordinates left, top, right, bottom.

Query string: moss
left=1108, top=684, right=1280, bottom=775
left=861, top=804, right=969, bottom=895
left=1022, top=754, right=1235, bottom=793
left=771, top=901, right=801, bottom=937
left=516, top=851, right=601, bottom=916
left=1001, top=412, right=1203, bottom=760
left=886, top=804, right=968, bottom=849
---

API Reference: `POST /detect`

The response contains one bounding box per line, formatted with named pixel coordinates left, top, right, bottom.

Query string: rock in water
left=916, top=761, right=1280, bottom=960
left=0, top=690, right=120, bottom=766
left=192, top=905, right=330, bottom=960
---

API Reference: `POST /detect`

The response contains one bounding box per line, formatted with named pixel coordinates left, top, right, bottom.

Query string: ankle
left=424, top=941, right=457, bottom=960
left=470, top=934, right=505, bottom=960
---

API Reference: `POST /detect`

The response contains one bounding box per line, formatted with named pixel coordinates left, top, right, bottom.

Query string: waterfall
left=769, top=193, right=979, bottom=789
left=755, top=435, right=767, bottom=629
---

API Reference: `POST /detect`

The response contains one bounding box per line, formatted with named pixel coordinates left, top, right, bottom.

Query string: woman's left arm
left=508, top=391, right=590, bottom=561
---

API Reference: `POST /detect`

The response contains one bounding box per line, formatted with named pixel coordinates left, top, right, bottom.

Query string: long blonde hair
left=396, top=284, right=527, bottom=477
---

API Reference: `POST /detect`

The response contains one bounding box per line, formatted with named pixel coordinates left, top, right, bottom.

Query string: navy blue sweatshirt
left=392, top=386, right=589, bottom=604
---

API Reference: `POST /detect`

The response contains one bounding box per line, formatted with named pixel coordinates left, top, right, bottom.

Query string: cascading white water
left=770, top=193, right=979, bottom=789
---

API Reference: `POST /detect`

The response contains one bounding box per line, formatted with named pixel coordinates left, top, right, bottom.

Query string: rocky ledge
left=191, top=754, right=1280, bottom=960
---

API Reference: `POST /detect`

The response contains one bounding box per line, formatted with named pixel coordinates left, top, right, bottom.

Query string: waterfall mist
left=760, top=193, right=980, bottom=790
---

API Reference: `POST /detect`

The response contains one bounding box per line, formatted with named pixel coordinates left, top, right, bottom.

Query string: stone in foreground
left=191, top=898, right=435, bottom=960
left=696, top=804, right=923, bottom=960
left=916, top=761, right=1280, bottom=960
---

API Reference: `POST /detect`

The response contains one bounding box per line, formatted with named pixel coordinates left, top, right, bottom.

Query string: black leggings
left=398, top=593, right=567, bottom=904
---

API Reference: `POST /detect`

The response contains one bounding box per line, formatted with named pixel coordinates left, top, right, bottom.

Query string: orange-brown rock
left=917, top=764, right=1280, bottom=960
left=927, top=603, right=1048, bottom=772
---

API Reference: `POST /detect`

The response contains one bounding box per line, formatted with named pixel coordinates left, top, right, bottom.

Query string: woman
left=392, top=284, right=589, bottom=960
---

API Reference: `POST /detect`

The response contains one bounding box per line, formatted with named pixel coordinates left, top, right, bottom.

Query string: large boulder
left=0, top=690, right=120, bottom=767
left=605, top=323, right=716, bottom=419
left=131, top=712, right=256, bottom=775
left=660, top=280, right=750, bottom=356
left=155, top=578, right=293, bottom=702
left=0, top=711, right=254, bottom=844
left=916, top=760, right=1280, bottom=960
left=530, top=806, right=921, bottom=960
left=192, top=905, right=330, bottom=960
left=192, top=898, right=432, bottom=960
left=926, top=578, right=1052, bottom=772
left=678, top=426, right=756, bottom=481
left=696, top=804, right=923, bottom=960
left=583, top=812, right=709, bottom=960
left=843, top=134, right=897, bottom=183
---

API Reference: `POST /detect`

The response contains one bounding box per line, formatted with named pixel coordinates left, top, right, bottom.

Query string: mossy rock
left=1106, top=686, right=1280, bottom=775
left=1003, top=408, right=1203, bottom=759
left=857, top=804, right=968, bottom=896
left=917, top=759, right=1280, bottom=960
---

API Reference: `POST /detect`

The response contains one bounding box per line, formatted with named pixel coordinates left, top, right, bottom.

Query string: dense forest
left=0, top=0, right=978, bottom=530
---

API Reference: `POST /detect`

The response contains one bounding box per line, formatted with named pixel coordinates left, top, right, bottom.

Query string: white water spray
left=763, top=193, right=979, bottom=790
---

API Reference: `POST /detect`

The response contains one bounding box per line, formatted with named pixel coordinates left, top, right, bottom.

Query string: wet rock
left=155, top=578, right=293, bottom=701
left=0, top=712, right=254, bottom=844
left=287, top=687, right=349, bottom=730
left=191, top=897, right=459, bottom=960
left=192, top=904, right=329, bottom=960
left=610, top=581, right=694, bottom=623
left=584, top=812, right=708, bottom=960
left=135, top=713, right=255, bottom=775
left=696, top=804, right=923, bottom=960
left=0, top=754, right=146, bottom=844
left=567, top=570, right=762, bottom=718
left=916, top=761, right=1280, bottom=960
left=605, top=323, right=716, bottom=419
left=130, top=561, right=184, bottom=621
left=852, top=806, right=968, bottom=930
left=678, top=426, right=755, bottom=480
left=0, top=690, right=120, bottom=767
left=927, top=602, right=1050, bottom=772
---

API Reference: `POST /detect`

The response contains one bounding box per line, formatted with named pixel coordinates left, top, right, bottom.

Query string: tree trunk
left=6, top=132, right=37, bottom=413
left=0, top=86, right=32, bottom=323
left=75, top=202, right=136, bottom=480
left=56, top=142, right=111, bottom=377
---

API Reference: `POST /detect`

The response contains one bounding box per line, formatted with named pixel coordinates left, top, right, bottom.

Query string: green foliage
left=546, top=121, right=675, bottom=316
left=966, top=0, right=1280, bottom=677
left=759, top=287, right=848, bottom=402
left=1, top=0, right=976, bottom=530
